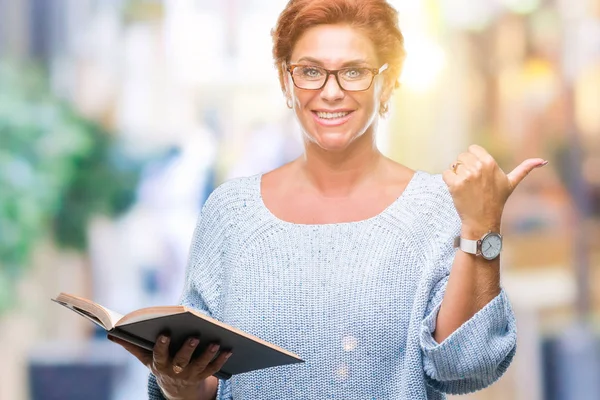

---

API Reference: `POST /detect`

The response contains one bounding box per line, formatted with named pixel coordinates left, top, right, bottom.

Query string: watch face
left=481, top=233, right=502, bottom=260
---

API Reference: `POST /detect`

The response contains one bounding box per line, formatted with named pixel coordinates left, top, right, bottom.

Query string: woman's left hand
left=442, top=144, right=548, bottom=237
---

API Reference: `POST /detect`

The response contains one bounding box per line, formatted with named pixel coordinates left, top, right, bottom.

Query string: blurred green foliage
left=0, top=62, right=141, bottom=313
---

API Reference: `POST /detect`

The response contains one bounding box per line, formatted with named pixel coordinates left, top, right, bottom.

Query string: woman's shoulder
left=212, top=174, right=259, bottom=198
left=406, top=170, right=459, bottom=222
left=201, top=174, right=260, bottom=217
left=383, top=160, right=449, bottom=201
left=406, top=170, right=452, bottom=202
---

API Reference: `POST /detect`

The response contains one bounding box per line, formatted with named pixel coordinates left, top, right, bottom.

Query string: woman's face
left=287, top=24, right=390, bottom=152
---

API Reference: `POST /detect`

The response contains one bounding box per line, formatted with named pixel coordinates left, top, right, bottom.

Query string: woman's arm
left=433, top=222, right=501, bottom=344
left=419, top=214, right=516, bottom=395
left=436, top=144, right=546, bottom=342
left=160, top=376, right=219, bottom=400
left=198, top=377, right=219, bottom=400
left=146, top=182, right=235, bottom=400
left=417, top=145, right=545, bottom=394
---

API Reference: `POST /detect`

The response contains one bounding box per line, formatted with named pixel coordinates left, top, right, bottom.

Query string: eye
left=341, top=68, right=368, bottom=80
left=298, top=66, right=324, bottom=79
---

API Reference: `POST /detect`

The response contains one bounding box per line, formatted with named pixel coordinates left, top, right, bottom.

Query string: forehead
left=291, top=24, right=378, bottom=66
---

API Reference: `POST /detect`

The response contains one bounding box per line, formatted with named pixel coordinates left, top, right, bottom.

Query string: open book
left=52, top=293, right=304, bottom=380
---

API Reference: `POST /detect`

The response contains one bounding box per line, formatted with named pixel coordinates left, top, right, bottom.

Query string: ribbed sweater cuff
left=148, top=373, right=166, bottom=399
left=148, top=372, right=231, bottom=400
left=420, top=289, right=517, bottom=393
left=217, top=378, right=231, bottom=399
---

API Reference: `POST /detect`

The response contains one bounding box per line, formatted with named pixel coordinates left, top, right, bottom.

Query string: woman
left=111, top=0, right=547, bottom=398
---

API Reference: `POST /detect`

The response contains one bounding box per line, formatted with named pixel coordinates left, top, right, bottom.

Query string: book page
left=52, top=293, right=120, bottom=329
left=100, top=305, right=124, bottom=326
left=117, top=306, right=187, bottom=326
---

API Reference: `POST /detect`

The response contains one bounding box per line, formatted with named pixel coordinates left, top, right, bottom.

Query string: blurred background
left=0, top=0, right=599, bottom=399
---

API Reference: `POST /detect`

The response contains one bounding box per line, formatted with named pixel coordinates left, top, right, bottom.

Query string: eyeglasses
left=286, top=63, right=388, bottom=92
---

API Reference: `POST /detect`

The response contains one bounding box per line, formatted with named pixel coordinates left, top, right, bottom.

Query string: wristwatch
left=454, top=231, right=503, bottom=261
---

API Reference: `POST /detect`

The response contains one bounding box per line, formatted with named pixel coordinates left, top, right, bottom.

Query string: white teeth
left=316, top=111, right=350, bottom=119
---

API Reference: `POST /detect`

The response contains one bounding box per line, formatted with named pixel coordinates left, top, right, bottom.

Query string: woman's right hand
left=108, top=334, right=232, bottom=400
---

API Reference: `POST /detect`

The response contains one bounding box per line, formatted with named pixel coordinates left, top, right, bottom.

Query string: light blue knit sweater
left=148, top=170, right=517, bottom=399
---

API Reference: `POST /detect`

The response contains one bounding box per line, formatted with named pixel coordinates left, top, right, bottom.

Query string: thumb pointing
left=506, top=158, right=548, bottom=192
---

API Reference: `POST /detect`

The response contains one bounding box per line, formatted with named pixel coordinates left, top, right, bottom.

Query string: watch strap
left=453, top=236, right=478, bottom=255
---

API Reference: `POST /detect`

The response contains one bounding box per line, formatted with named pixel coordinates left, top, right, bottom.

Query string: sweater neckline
left=254, top=170, right=423, bottom=228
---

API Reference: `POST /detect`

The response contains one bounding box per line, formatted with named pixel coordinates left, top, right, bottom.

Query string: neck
left=299, top=131, right=384, bottom=198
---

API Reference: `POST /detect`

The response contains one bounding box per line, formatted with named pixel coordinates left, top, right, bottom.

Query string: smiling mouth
left=311, top=110, right=354, bottom=126
left=314, top=111, right=351, bottom=119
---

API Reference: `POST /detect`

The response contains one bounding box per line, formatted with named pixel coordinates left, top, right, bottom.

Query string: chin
left=299, top=109, right=375, bottom=152
left=308, top=129, right=357, bottom=152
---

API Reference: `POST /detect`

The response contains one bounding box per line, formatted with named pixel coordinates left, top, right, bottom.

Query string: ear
left=282, top=62, right=293, bottom=101
left=284, top=83, right=293, bottom=108
left=379, top=78, right=396, bottom=105
left=378, top=79, right=397, bottom=116
left=284, top=81, right=292, bottom=102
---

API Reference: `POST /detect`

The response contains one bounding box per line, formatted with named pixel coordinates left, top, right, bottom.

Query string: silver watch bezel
left=454, top=231, right=503, bottom=260
left=478, top=231, right=503, bottom=260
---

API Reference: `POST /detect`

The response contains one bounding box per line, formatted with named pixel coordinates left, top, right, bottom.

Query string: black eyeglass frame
left=286, top=63, right=389, bottom=92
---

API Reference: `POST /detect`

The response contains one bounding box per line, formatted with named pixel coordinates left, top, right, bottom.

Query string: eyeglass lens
left=291, top=66, right=375, bottom=91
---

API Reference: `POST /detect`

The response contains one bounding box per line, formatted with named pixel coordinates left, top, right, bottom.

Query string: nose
left=320, top=73, right=344, bottom=102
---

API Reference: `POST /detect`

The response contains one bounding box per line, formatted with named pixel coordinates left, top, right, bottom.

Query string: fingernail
left=225, top=352, right=232, bottom=359
left=539, top=160, right=549, bottom=167
left=189, top=338, right=199, bottom=347
left=210, top=344, right=220, bottom=352
left=160, top=336, right=169, bottom=344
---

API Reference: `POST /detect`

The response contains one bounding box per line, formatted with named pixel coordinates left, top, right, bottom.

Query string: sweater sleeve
left=148, top=189, right=233, bottom=400
left=419, top=179, right=517, bottom=395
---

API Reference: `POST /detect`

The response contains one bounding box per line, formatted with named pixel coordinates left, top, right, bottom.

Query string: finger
left=469, top=144, right=497, bottom=167
left=197, top=351, right=233, bottom=380
left=457, top=152, right=478, bottom=167
left=456, top=153, right=478, bottom=174
left=108, top=335, right=152, bottom=366
left=171, top=336, right=200, bottom=371
left=188, top=343, right=221, bottom=376
left=152, top=334, right=171, bottom=372
left=467, top=144, right=495, bottom=165
left=506, top=158, right=548, bottom=191
left=442, top=169, right=458, bottom=187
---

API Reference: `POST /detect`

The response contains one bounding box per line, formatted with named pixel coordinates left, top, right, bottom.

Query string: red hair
left=271, top=0, right=405, bottom=94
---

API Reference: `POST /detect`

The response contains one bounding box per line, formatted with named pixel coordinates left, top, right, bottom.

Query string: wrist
left=460, top=221, right=501, bottom=240
left=161, top=381, right=208, bottom=400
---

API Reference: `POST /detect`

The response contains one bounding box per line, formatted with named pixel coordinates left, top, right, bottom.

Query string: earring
left=286, top=98, right=293, bottom=109
left=379, top=102, right=389, bottom=115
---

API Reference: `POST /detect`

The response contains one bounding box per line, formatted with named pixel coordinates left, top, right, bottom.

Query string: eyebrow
left=294, top=57, right=372, bottom=67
